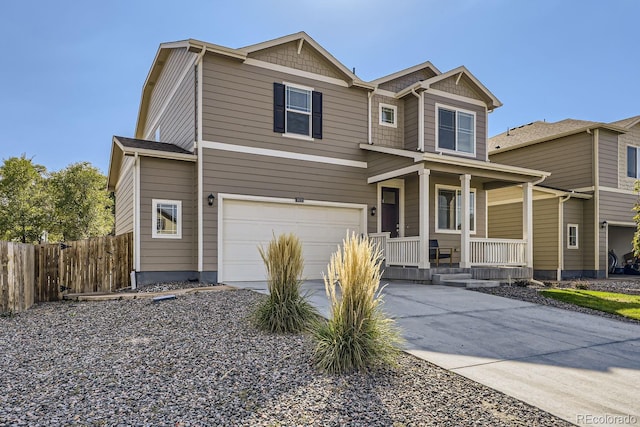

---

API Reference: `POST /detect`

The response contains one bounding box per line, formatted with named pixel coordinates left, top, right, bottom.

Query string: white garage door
left=221, top=198, right=365, bottom=282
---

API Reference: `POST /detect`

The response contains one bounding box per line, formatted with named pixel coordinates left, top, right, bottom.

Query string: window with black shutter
left=273, top=82, right=322, bottom=139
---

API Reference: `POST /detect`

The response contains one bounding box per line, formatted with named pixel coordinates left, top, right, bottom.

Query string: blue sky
left=1, top=0, right=639, bottom=174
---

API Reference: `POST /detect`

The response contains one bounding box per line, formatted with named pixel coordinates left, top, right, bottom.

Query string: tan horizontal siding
left=366, top=151, right=415, bottom=177
left=533, top=198, right=559, bottom=270
left=404, top=175, right=419, bottom=237
left=599, top=190, right=636, bottom=223
left=201, top=55, right=368, bottom=162
left=139, top=157, right=196, bottom=272
left=156, top=69, right=195, bottom=151
left=115, top=156, right=134, bottom=236
left=491, top=133, right=593, bottom=190
left=145, top=48, right=196, bottom=139
left=617, top=125, right=640, bottom=191
left=424, top=93, right=487, bottom=162
left=582, top=198, right=595, bottom=269
left=404, top=95, right=418, bottom=151
left=202, top=148, right=375, bottom=271
left=598, top=129, right=618, bottom=188
left=488, top=203, right=522, bottom=239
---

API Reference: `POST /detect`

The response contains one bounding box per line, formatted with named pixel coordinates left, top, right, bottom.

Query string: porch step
left=432, top=273, right=472, bottom=285
left=440, top=279, right=501, bottom=288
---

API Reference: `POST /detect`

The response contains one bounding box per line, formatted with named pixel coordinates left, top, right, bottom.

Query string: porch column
left=523, top=182, right=533, bottom=268
left=418, top=168, right=430, bottom=269
left=460, top=174, right=471, bottom=268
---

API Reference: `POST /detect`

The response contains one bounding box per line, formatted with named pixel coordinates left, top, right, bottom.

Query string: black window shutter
left=312, top=91, right=323, bottom=139
left=273, top=83, right=285, bottom=133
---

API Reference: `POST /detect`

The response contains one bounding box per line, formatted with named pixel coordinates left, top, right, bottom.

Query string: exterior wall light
left=370, top=206, right=377, bottom=216
left=208, top=193, right=215, bottom=206
left=601, top=220, right=608, bottom=229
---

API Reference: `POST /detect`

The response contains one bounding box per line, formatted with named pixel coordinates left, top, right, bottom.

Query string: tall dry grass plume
left=252, top=233, right=317, bottom=333
left=312, top=232, right=403, bottom=373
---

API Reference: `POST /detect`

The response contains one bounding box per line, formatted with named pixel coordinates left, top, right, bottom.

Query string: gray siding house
left=107, top=32, right=548, bottom=285
left=489, top=117, right=640, bottom=279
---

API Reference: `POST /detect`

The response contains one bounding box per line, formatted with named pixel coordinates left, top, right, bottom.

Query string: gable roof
left=370, top=61, right=441, bottom=86
left=489, top=119, right=627, bottom=154
left=107, top=136, right=196, bottom=191
left=609, top=115, right=640, bottom=129
left=395, top=66, right=502, bottom=110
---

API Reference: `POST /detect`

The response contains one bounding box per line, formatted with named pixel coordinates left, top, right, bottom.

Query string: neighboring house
left=107, top=32, right=548, bottom=285
left=489, top=117, right=640, bottom=279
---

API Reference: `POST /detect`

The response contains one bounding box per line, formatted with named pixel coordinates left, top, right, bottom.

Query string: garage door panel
left=221, top=199, right=363, bottom=281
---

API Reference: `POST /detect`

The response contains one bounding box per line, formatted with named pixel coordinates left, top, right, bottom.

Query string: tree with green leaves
left=0, top=155, right=50, bottom=243
left=49, top=162, right=113, bottom=241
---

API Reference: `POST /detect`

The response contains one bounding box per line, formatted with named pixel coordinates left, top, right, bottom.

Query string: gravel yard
left=0, top=288, right=570, bottom=426
left=473, top=277, right=640, bottom=324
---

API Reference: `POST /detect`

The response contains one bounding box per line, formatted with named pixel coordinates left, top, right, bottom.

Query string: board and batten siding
left=201, top=55, right=368, bottom=162
left=139, top=157, right=196, bottom=272
left=423, top=92, right=487, bottom=162
left=114, top=156, right=135, bottom=236
left=597, top=129, right=619, bottom=188
left=202, top=148, right=375, bottom=271
left=490, top=133, right=593, bottom=190
left=144, top=48, right=197, bottom=142
left=563, top=198, right=584, bottom=271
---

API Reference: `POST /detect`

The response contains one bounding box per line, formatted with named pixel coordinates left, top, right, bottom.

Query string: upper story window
left=436, top=185, right=476, bottom=234
left=437, top=104, right=475, bottom=156
left=627, top=146, right=640, bottom=178
left=152, top=199, right=182, bottom=239
left=379, top=103, right=397, bottom=128
left=273, top=82, right=322, bottom=140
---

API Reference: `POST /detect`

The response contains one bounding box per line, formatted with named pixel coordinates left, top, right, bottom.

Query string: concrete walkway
left=229, top=281, right=640, bottom=427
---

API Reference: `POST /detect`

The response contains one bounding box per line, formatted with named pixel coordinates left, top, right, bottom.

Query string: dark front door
left=381, top=187, right=400, bottom=238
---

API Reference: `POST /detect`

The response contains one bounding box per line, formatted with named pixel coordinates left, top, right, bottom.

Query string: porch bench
left=429, top=239, right=453, bottom=267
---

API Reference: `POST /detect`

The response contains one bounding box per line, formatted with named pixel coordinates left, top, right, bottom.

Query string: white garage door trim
left=218, top=193, right=368, bottom=282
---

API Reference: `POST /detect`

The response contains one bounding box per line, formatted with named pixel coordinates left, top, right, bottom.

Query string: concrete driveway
left=229, top=281, right=640, bottom=426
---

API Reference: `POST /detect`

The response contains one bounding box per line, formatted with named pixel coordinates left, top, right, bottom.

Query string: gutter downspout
left=411, top=88, right=424, bottom=151
left=592, top=128, right=601, bottom=277
left=133, top=152, right=140, bottom=289
left=196, top=46, right=206, bottom=275
left=558, top=193, right=572, bottom=281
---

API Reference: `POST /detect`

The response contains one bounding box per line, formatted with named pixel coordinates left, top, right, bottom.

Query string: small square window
left=152, top=199, right=182, bottom=239
left=379, top=104, right=397, bottom=128
left=567, top=224, right=578, bottom=249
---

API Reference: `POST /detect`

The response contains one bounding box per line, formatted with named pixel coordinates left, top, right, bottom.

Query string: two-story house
left=488, top=116, right=640, bottom=279
left=107, top=32, right=548, bottom=285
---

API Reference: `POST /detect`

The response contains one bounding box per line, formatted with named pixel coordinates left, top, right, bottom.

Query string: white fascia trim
left=244, top=58, right=349, bottom=88
left=603, top=220, right=636, bottom=227
left=367, top=164, right=423, bottom=184
left=144, top=54, right=198, bottom=140
left=202, top=140, right=367, bottom=169
left=487, top=193, right=559, bottom=207
left=122, top=148, right=197, bottom=162
left=425, top=88, right=488, bottom=108
left=571, top=186, right=596, bottom=193
left=376, top=88, right=396, bottom=98
left=599, top=186, right=637, bottom=195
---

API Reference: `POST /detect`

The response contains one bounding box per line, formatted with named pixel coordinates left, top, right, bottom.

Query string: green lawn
left=540, top=289, right=640, bottom=321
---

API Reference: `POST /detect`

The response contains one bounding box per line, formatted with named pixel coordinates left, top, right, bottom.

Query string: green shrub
left=312, top=233, right=403, bottom=374
left=252, top=233, right=317, bottom=333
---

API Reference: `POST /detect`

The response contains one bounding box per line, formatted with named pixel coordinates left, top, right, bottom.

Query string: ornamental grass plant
left=312, top=233, right=403, bottom=374
left=252, top=233, right=317, bottom=333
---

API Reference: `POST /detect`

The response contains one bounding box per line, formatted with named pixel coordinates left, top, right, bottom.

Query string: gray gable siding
left=114, top=156, right=134, bottom=236
left=201, top=55, right=368, bottom=162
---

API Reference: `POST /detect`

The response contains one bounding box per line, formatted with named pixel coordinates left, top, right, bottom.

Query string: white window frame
left=435, top=184, right=476, bottom=234
left=435, top=103, right=476, bottom=157
left=284, top=82, right=314, bottom=141
left=379, top=103, right=397, bottom=128
left=567, top=224, right=579, bottom=249
left=152, top=199, right=182, bottom=239
left=627, top=145, right=640, bottom=178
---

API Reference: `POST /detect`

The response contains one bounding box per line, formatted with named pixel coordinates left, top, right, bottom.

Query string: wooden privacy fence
left=0, top=233, right=133, bottom=313
left=0, top=241, right=35, bottom=314
left=35, top=232, right=133, bottom=302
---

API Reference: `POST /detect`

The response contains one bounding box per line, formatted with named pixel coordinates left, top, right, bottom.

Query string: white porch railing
left=469, top=238, right=526, bottom=266
left=368, top=234, right=528, bottom=268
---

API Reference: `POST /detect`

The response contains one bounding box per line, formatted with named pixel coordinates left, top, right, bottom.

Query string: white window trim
left=567, top=223, right=579, bottom=249
left=626, top=144, right=640, bottom=178
left=376, top=179, right=405, bottom=237
left=379, top=103, right=397, bottom=128
left=152, top=199, right=182, bottom=239
left=435, top=103, right=477, bottom=158
left=435, top=184, right=477, bottom=234
left=283, top=81, right=314, bottom=139
left=154, top=126, right=160, bottom=142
